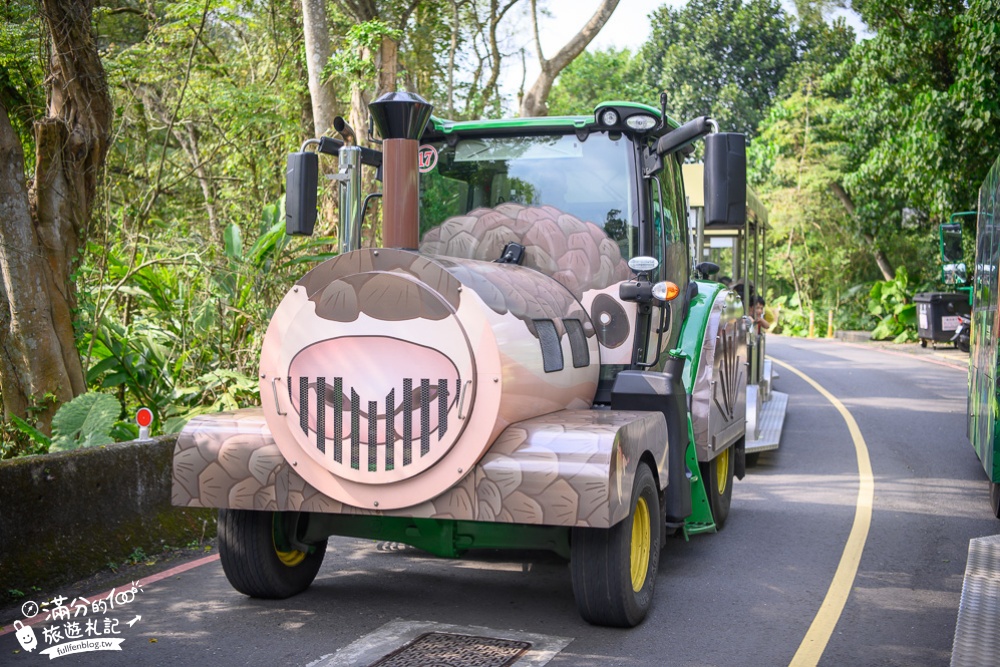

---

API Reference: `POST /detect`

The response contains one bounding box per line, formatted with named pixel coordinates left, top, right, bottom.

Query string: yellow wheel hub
left=275, top=545, right=307, bottom=567
left=273, top=515, right=307, bottom=567
left=716, top=448, right=730, bottom=495
left=630, top=496, right=651, bottom=592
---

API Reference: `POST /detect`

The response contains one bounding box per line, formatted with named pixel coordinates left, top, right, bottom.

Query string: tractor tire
left=570, top=463, right=661, bottom=627
left=700, top=445, right=735, bottom=529
left=218, top=509, right=327, bottom=599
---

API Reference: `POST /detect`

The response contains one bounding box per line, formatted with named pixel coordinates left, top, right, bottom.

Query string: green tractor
left=173, top=91, right=767, bottom=627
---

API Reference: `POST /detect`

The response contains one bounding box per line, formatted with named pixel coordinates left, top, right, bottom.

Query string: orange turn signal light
left=653, top=281, right=681, bottom=301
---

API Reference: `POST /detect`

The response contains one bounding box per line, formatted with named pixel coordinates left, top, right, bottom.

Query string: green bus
left=966, top=154, right=1000, bottom=517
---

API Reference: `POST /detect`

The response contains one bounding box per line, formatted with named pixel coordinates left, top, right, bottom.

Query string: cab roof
left=425, top=101, right=681, bottom=140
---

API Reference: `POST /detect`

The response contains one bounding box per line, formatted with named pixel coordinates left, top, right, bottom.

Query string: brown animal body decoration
left=257, top=247, right=601, bottom=510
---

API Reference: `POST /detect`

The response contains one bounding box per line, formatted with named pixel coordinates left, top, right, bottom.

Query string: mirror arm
left=635, top=304, right=668, bottom=369
left=656, top=116, right=714, bottom=156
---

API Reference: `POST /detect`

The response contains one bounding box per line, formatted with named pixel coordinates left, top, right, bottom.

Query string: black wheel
left=959, top=338, right=970, bottom=353
left=700, top=446, right=735, bottom=529
left=745, top=451, right=760, bottom=467
left=218, top=509, right=327, bottom=599
left=570, top=463, right=661, bottom=627
left=990, top=482, right=1000, bottom=520
left=920, top=339, right=927, bottom=348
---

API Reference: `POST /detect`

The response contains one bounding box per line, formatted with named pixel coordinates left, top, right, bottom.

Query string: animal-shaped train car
left=173, top=91, right=755, bottom=627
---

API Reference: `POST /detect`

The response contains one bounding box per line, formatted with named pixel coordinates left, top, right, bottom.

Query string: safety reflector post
left=136, top=407, right=153, bottom=440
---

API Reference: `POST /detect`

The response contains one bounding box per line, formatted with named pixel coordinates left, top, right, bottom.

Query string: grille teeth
left=333, top=377, right=343, bottom=463
left=316, top=377, right=326, bottom=453
left=437, top=379, right=449, bottom=441
left=299, top=376, right=309, bottom=435
left=385, top=388, right=395, bottom=471
left=351, top=388, right=360, bottom=470
left=368, top=400, right=378, bottom=472
left=420, top=379, right=431, bottom=456
left=293, top=376, right=458, bottom=473
left=403, top=378, right=413, bottom=466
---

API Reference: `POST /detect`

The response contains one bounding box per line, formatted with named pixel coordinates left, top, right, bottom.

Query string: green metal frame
left=667, top=280, right=727, bottom=534
left=429, top=100, right=680, bottom=136
left=304, top=514, right=571, bottom=559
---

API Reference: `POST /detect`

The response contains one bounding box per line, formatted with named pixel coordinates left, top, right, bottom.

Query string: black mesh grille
left=402, top=378, right=412, bottom=466
left=420, top=379, right=431, bottom=456
left=368, top=400, right=378, bottom=471
left=534, top=319, right=564, bottom=373
left=316, top=377, right=326, bottom=453
left=293, top=375, right=457, bottom=472
left=299, top=376, right=309, bottom=435
left=350, top=388, right=360, bottom=470
left=437, top=379, right=449, bottom=440
left=563, top=318, right=590, bottom=368
left=385, top=388, right=395, bottom=471
left=333, top=377, right=343, bottom=463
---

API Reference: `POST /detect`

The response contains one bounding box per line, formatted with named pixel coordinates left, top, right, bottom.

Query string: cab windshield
left=418, top=132, right=637, bottom=262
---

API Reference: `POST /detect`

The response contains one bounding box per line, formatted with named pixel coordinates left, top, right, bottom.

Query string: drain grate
left=368, top=632, right=531, bottom=667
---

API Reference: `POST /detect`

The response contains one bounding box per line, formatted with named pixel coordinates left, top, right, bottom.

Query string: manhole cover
left=368, top=632, right=531, bottom=667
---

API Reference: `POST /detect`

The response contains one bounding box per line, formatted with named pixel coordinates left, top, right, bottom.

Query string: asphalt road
left=3, top=337, right=998, bottom=666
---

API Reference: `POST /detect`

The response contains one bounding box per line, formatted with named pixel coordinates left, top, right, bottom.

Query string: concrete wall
left=0, top=436, right=215, bottom=598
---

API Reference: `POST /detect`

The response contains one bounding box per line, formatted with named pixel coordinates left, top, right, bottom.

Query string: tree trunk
left=519, top=0, right=620, bottom=117
left=830, top=181, right=895, bottom=281
left=377, top=37, right=399, bottom=97
left=0, top=0, right=110, bottom=432
left=302, top=0, right=338, bottom=136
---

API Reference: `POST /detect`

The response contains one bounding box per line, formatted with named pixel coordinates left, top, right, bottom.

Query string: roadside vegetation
left=1, top=0, right=998, bottom=457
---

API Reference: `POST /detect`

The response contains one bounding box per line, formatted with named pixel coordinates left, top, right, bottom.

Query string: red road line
left=1, top=553, right=219, bottom=636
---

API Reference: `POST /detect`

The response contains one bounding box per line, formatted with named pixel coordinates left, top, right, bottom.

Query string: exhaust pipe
left=368, top=92, right=433, bottom=249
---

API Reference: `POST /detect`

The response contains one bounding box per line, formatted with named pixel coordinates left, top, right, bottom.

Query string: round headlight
left=600, top=109, right=619, bottom=126
left=626, top=114, right=657, bottom=131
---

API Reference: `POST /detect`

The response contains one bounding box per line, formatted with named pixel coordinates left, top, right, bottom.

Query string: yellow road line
left=772, top=358, right=875, bottom=667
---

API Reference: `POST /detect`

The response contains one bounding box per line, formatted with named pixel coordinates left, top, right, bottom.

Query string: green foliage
left=868, top=267, right=919, bottom=342
left=49, top=393, right=123, bottom=452
left=327, top=19, right=403, bottom=85
left=1, top=394, right=57, bottom=458
left=838, top=0, right=1000, bottom=226
left=641, top=0, right=802, bottom=135
left=770, top=292, right=811, bottom=336
left=0, top=1, right=44, bottom=166
left=548, top=48, right=650, bottom=116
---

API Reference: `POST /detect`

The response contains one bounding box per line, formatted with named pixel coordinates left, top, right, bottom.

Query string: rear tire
left=700, top=446, right=735, bottom=529
left=218, top=509, right=327, bottom=599
left=570, top=463, right=660, bottom=627
left=990, top=483, right=1000, bottom=520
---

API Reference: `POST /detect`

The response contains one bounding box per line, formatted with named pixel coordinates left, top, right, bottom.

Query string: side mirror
left=704, top=133, right=746, bottom=226
left=939, top=222, right=966, bottom=284
left=285, top=151, right=318, bottom=236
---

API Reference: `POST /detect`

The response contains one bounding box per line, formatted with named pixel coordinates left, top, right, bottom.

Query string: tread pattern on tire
left=570, top=463, right=660, bottom=627
left=701, top=446, right=734, bottom=529
left=218, top=509, right=327, bottom=599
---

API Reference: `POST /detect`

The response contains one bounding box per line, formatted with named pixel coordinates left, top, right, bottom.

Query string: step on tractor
left=173, top=91, right=763, bottom=627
